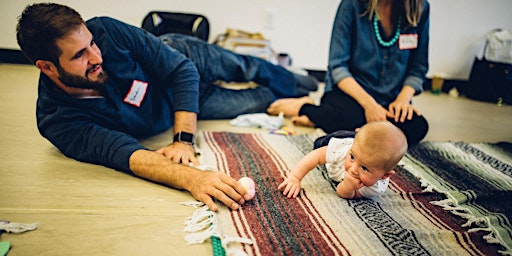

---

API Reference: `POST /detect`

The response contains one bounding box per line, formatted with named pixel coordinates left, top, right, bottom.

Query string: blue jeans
left=160, top=33, right=306, bottom=119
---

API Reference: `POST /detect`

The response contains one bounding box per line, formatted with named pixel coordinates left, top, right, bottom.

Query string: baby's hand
left=277, top=175, right=302, bottom=198
left=344, top=173, right=364, bottom=190
left=336, top=175, right=364, bottom=199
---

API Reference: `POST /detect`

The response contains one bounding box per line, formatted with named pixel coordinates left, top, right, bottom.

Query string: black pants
left=300, top=88, right=429, bottom=147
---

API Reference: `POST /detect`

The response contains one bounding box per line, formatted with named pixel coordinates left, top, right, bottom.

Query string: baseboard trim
left=304, top=69, right=326, bottom=82
left=1, top=48, right=468, bottom=95
left=424, top=78, right=468, bottom=94
left=0, top=49, right=31, bottom=64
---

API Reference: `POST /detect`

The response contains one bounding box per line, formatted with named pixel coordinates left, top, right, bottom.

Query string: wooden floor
left=0, top=64, right=511, bottom=255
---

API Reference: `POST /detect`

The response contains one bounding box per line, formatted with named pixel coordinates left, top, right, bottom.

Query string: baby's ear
left=382, top=169, right=395, bottom=179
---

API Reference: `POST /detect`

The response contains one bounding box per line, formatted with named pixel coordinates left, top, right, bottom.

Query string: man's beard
left=57, top=64, right=108, bottom=90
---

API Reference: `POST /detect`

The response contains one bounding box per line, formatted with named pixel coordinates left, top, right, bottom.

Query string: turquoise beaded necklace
left=373, top=15, right=401, bottom=47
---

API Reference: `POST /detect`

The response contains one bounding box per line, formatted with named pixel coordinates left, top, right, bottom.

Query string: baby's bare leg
left=267, top=96, right=314, bottom=117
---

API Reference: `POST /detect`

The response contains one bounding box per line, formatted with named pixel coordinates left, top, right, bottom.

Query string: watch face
left=175, top=131, right=194, bottom=144
left=180, top=132, right=194, bottom=142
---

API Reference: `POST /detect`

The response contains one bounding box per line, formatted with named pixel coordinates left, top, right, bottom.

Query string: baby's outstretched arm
left=278, top=146, right=328, bottom=198
left=336, top=173, right=364, bottom=199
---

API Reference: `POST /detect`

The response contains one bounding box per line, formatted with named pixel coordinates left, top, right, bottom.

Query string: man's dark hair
left=16, top=3, right=84, bottom=65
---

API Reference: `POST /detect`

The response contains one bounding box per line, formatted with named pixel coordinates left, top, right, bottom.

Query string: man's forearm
left=129, top=148, right=248, bottom=211
left=129, top=149, right=196, bottom=190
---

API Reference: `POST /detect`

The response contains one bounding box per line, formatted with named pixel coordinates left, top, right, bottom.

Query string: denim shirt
left=325, top=0, right=430, bottom=106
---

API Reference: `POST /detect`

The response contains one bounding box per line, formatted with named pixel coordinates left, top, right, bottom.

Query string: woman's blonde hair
left=361, top=0, right=425, bottom=27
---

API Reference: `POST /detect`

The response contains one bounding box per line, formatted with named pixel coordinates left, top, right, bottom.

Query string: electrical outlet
left=264, top=8, right=277, bottom=30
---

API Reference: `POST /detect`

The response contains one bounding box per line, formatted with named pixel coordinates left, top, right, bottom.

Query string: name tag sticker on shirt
left=123, top=80, right=148, bottom=107
left=399, top=34, right=418, bottom=50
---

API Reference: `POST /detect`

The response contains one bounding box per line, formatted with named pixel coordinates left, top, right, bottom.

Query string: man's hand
left=187, top=171, right=250, bottom=211
left=277, top=174, right=302, bottom=198
left=156, top=142, right=199, bottom=166
left=130, top=149, right=250, bottom=211
left=164, top=110, right=198, bottom=165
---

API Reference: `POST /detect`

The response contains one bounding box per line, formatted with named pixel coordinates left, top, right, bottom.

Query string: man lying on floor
left=16, top=3, right=317, bottom=211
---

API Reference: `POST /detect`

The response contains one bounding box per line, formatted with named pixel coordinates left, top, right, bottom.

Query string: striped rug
left=193, top=131, right=512, bottom=255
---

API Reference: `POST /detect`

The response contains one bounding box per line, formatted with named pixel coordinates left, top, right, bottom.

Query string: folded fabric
left=229, top=112, right=283, bottom=130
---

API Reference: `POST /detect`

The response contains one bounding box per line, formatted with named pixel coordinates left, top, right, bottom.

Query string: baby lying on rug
left=278, top=121, right=407, bottom=199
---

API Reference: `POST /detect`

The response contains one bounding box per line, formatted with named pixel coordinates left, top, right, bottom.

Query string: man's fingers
left=220, top=174, right=248, bottom=198
left=196, top=194, right=218, bottom=212
left=189, top=155, right=200, bottom=166
left=189, top=172, right=251, bottom=211
left=209, top=187, right=240, bottom=210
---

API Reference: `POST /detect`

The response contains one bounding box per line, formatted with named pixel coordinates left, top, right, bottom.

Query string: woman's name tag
left=399, top=34, right=418, bottom=50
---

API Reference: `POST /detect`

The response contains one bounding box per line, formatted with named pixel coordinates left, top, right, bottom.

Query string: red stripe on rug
left=205, top=132, right=349, bottom=255
left=390, top=169, right=466, bottom=231
left=388, top=178, right=450, bottom=231
left=252, top=134, right=349, bottom=255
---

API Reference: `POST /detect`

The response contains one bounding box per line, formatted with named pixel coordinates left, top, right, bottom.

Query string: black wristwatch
left=173, top=131, right=195, bottom=145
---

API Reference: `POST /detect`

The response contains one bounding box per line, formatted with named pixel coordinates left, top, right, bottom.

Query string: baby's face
left=343, top=144, right=389, bottom=187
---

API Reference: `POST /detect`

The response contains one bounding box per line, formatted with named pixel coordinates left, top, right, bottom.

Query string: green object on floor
left=0, top=241, right=11, bottom=256
left=211, top=236, right=225, bottom=256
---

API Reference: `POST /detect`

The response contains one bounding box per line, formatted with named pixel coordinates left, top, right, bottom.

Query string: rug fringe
left=184, top=225, right=218, bottom=244
left=398, top=163, right=436, bottom=193
left=180, top=201, right=206, bottom=208
left=181, top=201, right=253, bottom=256
left=429, top=195, right=510, bottom=255
left=400, top=162, right=511, bottom=255
left=0, top=221, right=38, bottom=233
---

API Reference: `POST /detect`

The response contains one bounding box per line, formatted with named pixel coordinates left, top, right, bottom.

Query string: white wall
left=1, top=0, right=512, bottom=80
left=428, top=0, right=512, bottom=79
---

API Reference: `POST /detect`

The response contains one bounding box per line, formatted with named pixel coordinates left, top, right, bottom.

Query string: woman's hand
left=387, top=85, right=421, bottom=123
left=387, top=99, right=421, bottom=123
left=363, top=102, right=389, bottom=123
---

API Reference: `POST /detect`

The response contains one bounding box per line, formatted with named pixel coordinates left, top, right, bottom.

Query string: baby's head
left=355, top=121, right=407, bottom=171
left=346, top=121, right=407, bottom=185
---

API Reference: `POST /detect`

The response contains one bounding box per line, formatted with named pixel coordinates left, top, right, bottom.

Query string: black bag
left=141, top=11, right=210, bottom=41
left=466, top=29, right=512, bottom=105
left=466, top=57, right=512, bottom=105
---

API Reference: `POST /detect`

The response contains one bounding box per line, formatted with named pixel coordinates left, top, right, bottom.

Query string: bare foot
left=267, top=96, right=315, bottom=117
left=292, top=115, right=315, bottom=127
